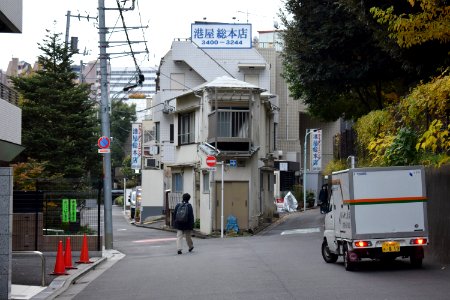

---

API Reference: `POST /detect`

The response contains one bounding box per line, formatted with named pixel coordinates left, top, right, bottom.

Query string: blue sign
left=191, top=23, right=252, bottom=49
left=229, top=160, right=237, bottom=167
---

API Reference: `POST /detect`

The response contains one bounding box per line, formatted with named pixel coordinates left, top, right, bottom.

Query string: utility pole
left=98, top=0, right=113, bottom=249
left=65, top=11, right=71, bottom=46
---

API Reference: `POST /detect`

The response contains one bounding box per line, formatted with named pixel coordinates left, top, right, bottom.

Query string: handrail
left=12, top=251, right=46, bottom=287
left=0, top=82, right=19, bottom=106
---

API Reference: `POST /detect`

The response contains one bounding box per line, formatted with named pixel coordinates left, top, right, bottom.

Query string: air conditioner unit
left=145, top=158, right=159, bottom=169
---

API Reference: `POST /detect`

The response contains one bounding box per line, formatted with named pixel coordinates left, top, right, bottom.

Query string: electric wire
left=116, top=0, right=142, bottom=80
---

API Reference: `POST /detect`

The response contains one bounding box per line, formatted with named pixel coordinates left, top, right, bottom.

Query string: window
left=170, top=124, right=174, bottom=143
left=172, top=173, right=183, bottom=192
left=178, top=112, right=195, bottom=145
left=155, top=122, right=160, bottom=142
left=203, top=172, right=210, bottom=193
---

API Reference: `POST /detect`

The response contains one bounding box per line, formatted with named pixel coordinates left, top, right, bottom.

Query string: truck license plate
left=382, top=241, right=400, bottom=252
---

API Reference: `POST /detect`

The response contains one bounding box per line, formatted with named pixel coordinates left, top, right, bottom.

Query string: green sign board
left=70, top=199, right=77, bottom=222
left=61, top=198, right=78, bottom=223
left=62, top=199, right=69, bottom=223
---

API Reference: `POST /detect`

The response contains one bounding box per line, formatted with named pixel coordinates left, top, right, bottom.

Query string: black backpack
left=175, top=203, right=189, bottom=224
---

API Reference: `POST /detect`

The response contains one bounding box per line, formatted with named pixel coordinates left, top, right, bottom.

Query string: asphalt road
left=56, top=206, right=450, bottom=300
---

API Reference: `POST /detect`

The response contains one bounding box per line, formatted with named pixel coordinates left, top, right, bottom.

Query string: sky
left=0, top=0, right=284, bottom=71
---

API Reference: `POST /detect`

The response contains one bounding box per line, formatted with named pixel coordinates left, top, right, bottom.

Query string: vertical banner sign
left=191, top=23, right=252, bottom=49
left=131, top=123, right=142, bottom=169
left=310, top=130, right=322, bottom=171
left=62, top=199, right=69, bottom=223
left=70, top=199, right=77, bottom=222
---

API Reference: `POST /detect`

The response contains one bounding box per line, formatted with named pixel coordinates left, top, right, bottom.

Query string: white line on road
left=281, top=228, right=321, bottom=235
left=133, top=237, right=177, bottom=243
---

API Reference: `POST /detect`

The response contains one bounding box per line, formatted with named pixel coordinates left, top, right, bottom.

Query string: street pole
left=217, top=162, right=224, bottom=238
left=123, top=177, right=126, bottom=212
left=65, top=11, right=70, bottom=46
left=98, top=0, right=113, bottom=249
left=303, top=129, right=317, bottom=213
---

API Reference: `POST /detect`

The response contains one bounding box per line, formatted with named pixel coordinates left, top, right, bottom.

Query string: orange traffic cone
left=77, top=233, right=93, bottom=264
left=51, top=240, right=68, bottom=275
left=64, top=237, right=77, bottom=269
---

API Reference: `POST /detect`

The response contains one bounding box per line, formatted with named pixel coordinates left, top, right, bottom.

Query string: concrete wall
left=0, top=168, right=12, bottom=300
left=141, top=169, right=164, bottom=221
left=425, top=165, right=450, bottom=264
left=0, top=0, right=23, bottom=32
left=0, top=99, right=21, bottom=144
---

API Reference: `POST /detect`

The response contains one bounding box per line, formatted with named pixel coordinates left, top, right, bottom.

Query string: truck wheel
left=322, top=240, right=338, bottom=263
left=343, top=244, right=354, bottom=271
left=410, top=246, right=424, bottom=268
left=410, top=256, right=423, bottom=268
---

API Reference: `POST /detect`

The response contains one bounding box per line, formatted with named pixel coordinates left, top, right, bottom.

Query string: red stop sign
left=206, top=155, right=217, bottom=167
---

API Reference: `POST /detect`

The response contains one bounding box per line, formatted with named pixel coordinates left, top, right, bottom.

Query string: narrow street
left=54, top=206, right=450, bottom=300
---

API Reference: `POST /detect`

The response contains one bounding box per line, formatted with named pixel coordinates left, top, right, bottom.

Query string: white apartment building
left=81, top=63, right=156, bottom=121
left=109, top=66, right=157, bottom=121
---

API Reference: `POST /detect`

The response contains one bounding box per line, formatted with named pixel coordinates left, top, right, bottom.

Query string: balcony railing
left=208, top=109, right=250, bottom=142
left=0, top=82, right=19, bottom=106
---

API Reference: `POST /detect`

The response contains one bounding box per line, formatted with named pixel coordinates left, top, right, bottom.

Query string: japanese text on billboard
left=131, top=123, right=142, bottom=169
left=191, top=23, right=252, bottom=49
left=310, top=130, right=322, bottom=171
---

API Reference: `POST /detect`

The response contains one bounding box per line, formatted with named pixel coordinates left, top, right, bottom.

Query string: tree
left=280, top=0, right=448, bottom=121
left=110, top=99, right=137, bottom=169
left=281, top=1, right=407, bottom=120
left=370, top=0, right=450, bottom=48
left=11, top=31, right=99, bottom=178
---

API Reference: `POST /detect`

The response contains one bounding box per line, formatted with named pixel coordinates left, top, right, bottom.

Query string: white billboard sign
left=310, top=130, right=322, bottom=171
left=131, top=123, right=142, bottom=169
left=191, top=23, right=252, bottom=49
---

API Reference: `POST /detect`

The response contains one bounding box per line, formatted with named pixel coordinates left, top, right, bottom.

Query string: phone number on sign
left=201, top=40, right=244, bottom=45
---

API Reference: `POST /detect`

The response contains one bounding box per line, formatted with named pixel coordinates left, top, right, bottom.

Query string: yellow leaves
left=355, top=110, right=395, bottom=149
left=370, top=0, right=450, bottom=48
left=400, top=71, right=450, bottom=127
left=417, top=120, right=450, bottom=166
left=367, top=133, right=396, bottom=166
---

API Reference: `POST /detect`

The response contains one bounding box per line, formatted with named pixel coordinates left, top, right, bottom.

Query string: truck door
left=324, top=178, right=341, bottom=252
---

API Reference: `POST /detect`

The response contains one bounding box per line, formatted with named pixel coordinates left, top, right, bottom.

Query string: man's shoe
left=177, top=250, right=182, bottom=255
left=189, top=247, right=194, bottom=252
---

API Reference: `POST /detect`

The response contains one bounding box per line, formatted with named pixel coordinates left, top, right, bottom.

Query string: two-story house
left=139, top=23, right=278, bottom=234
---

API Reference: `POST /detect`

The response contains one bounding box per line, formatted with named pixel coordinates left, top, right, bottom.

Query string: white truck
left=321, top=166, right=428, bottom=271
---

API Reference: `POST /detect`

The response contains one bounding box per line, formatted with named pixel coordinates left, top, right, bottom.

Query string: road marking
left=133, top=237, right=177, bottom=243
left=117, top=228, right=127, bottom=231
left=281, top=228, right=321, bottom=235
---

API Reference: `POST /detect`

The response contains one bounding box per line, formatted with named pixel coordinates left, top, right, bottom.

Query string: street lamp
left=303, top=128, right=319, bottom=212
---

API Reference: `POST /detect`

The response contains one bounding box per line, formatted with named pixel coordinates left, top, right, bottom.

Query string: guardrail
left=0, top=82, right=19, bottom=106
left=12, top=251, right=46, bottom=286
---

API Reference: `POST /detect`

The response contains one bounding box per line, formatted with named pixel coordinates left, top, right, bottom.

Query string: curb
left=31, top=256, right=107, bottom=300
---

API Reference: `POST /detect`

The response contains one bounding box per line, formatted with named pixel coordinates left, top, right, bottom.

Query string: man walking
left=173, top=193, right=195, bottom=254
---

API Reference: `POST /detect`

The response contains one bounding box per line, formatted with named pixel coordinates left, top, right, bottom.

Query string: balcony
left=208, top=109, right=251, bottom=152
left=0, top=82, right=19, bottom=106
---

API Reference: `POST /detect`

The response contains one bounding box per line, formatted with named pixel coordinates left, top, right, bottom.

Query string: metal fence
left=13, top=178, right=103, bottom=251
left=0, top=82, right=19, bottom=106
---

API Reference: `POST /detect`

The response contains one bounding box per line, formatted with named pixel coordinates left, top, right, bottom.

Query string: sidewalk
left=11, top=252, right=107, bottom=300
left=10, top=250, right=110, bottom=300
